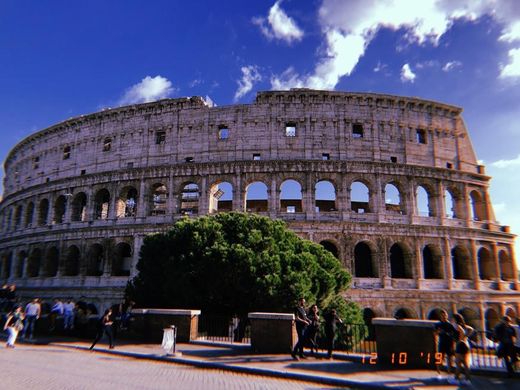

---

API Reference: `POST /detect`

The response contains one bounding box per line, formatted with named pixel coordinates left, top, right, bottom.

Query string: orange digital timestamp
left=361, top=352, right=378, bottom=364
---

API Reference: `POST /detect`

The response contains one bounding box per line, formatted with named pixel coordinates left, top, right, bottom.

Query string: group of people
left=435, top=309, right=520, bottom=384
left=291, top=297, right=343, bottom=360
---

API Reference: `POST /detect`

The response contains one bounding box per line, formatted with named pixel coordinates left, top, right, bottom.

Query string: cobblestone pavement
left=0, top=343, right=339, bottom=390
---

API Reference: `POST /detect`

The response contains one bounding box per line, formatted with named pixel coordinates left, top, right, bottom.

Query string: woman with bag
left=4, top=306, right=25, bottom=348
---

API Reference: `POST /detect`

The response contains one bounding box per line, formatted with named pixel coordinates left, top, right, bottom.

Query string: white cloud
left=442, top=60, right=462, bottom=72
left=490, top=154, right=520, bottom=168
left=270, top=0, right=520, bottom=90
left=400, top=63, right=416, bottom=83
left=373, top=61, right=387, bottom=73
left=119, top=76, right=174, bottom=105
left=234, top=66, right=262, bottom=101
left=253, top=1, right=304, bottom=44
left=500, top=48, right=520, bottom=78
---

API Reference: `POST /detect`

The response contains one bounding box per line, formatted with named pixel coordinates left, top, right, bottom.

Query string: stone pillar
left=409, top=179, right=418, bottom=217
left=47, top=193, right=55, bottom=225
left=269, top=176, right=278, bottom=216
left=131, top=235, right=143, bottom=278
left=478, top=302, right=486, bottom=332
left=86, top=190, right=95, bottom=221
left=436, top=181, right=445, bottom=220
left=168, top=174, right=175, bottom=215
left=443, top=237, right=453, bottom=289
left=248, top=312, right=295, bottom=354
left=131, top=309, right=201, bottom=343
left=491, top=242, right=502, bottom=290
left=415, top=241, right=423, bottom=289
left=108, top=185, right=118, bottom=220
left=305, top=173, right=315, bottom=218
left=376, top=175, right=384, bottom=221
left=509, top=244, right=519, bottom=291
left=483, top=190, right=493, bottom=222
left=64, top=195, right=73, bottom=223
left=233, top=173, right=243, bottom=212
left=199, top=176, right=208, bottom=215
left=137, top=178, right=146, bottom=218
left=464, top=184, right=472, bottom=226
left=470, top=240, right=480, bottom=290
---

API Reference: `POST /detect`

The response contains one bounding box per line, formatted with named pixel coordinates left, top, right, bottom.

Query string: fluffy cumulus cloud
left=500, top=48, right=520, bottom=78
left=252, top=1, right=304, bottom=44
left=270, top=0, right=520, bottom=90
left=119, top=76, right=174, bottom=105
left=234, top=65, right=262, bottom=101
left=442, top=60, right=462, bottom=72
left=400, top=63, right=416, bottom=82
left=490, top=153, right=520, bottom=168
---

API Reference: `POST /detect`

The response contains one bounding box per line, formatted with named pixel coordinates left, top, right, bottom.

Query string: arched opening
left=350, top=181, right=370, bottom=213
left=499, top=250, right=514, bottom=280
left=390, top=243, right=412, bottom=278
left=27, top=248, right=42, bottom=278
left=315, top=180, right=336, bottom=212
left=86, top=244, right=104, bottom=276
left=14, top=205, right=23, bottom=229
left=1, top=252, right=12, bottom=278
left=180, top=183, right=199, bottom=215
left=44, top=246, right=59, bottom=277
left=444, top=190, right=455, bottom=218
left=117, top=187, right=138, bottom=218
left=320, top=240, right=339, bottom=259
left=209, top=182, right=233, bottom=213
left=38, top=198, right=49, bottom=226
left=64, top=245, right=80, bottom=276
left=94, top=189, right=110, bottom=220
left=427, top=308, right=444, bottom=321
left=423, top=245, right=443, bottom=279
left=385, top=183, right=402, bottom=213
left=470, top=190, right=486, bottom=221
left=16, top=251, right=27, bottom=278
left=485, top=308, right=500, bottom=334
left=54, top=195, right=67, bottom=224
left=477, top=247, right=495, bottom=280
left=25, top=202, right=35, bottom=227
left=280, top=179, right=303, bottom=213
left=451, top=246, right=472, bottom=280
left=112, top=242, right=132, bottom=276
left=71, top=192, right=87, bottom=222
left=150, top=183, right=168, bottom=215
left=458, top=308, right=480, bottom=331
left=394, top=308, right=417, bottom=319
left=416, top=186, right=430, bottom=216
left=354, top=241, right=377, bottom=277
left=245, top=181, right=268, bottom=212
left=363, top=308, right=377, bottom=340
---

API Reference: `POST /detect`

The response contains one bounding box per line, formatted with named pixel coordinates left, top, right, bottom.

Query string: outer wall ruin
left=0, top=89, right=518, bottom=331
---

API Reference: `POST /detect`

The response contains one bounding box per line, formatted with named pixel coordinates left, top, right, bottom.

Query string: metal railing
left=468, top=331, right=505, bottom=371
left=196, top=314, right=251, bottom=344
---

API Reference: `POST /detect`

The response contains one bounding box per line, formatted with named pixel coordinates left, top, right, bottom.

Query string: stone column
left=443, top=237, right=453, bottom=289
left=131, top=235, right=143, bottom=278
left=64, top=194, right=73, bottom=223
left=470, top=240, right=480, bottom=290
left=305, top=172, right=315, bottom=218
left=168, top=174, right=175, bottom=215
left=233, top=173, right=243, bottom=211
left=108, top=185, right=118, bottom=220
left=376, top=175, right=384, bottom=221
left=509, top=244, right=519, bottom=291
left=86, top=190, right=96, bottom=221
left=478, top=302, right=486, bottom=332
left=483, top=190, right=493, bottom=222
left=137, top=178, right=146, bottom=218
left=415, top=241, right=423, bottom=289
left=199, top=176, right=208, bottom=215
left=269, top=176, right=278, bottom=216
left=463, top=184, right=472, bottom=226
left=436, top=181, right=445, bottom=220
left=491, top=242, right=502, bottom=290
left=47, top=193, right=56, bottom=225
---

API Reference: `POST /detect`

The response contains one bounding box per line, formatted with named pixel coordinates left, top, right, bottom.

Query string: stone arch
left=180, top=182, right=200, bottom=215
left=150, top=183, right=168, bottom=215
left=477, top=247, right=495, bottom=280
left=315, top=180, right=336, bottom=212
left=485, top=308, right=500, bottom=334
left=13, top=204, right=23, bottom=229
left=354, top=241, right=378, bottom=277
left=117, top=186, right=138, bottom=218
left=458, top=307, right=481, bottom=330
left=38, top=198, right=49, bottom=225
left=112, top=242, right=132, bottom=276
left=451, top=245, right=472, bottom=280
left=385, top=182, right=402, bottom=213
left=394, top=307, right=417, bottom=319
left=416, top=185, right=431, bottom=216
left=86, top=243, right=104, bottom=276
left=280, top=179, right=303, bottom=213
left=423, top=244, right=443, bottom=279
left=94, top=189, right=110, bottom=220
left=43, top=246, right=59, bottom=277
left=54, top=195, right=67, bottom=224
left=25, top=201, right=35, bottom=227
left=15, top=250, right=27, bottom=278
left=209, top=181, right=233, bottom=213
left=71, top=192, right=88, bottom=222
left=469, top=190, right=487, bottom=221
left=320, top=240, right=339, bottom=259
left=245, top=181, right=268, bottom=212
left=499, top=250, right=514, bottom=281
left=64, top=245, right=80, bottom=276
left=390, top=242, right=413, bottom=278
left=27, top=248, right=42, bottom=278
left=350, top=181, right=370, bottom=213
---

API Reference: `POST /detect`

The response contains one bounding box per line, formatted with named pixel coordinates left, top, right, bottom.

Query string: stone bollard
left=131, top=309, right=201, bottom=343
left=248, top=312, right=295, bottom=354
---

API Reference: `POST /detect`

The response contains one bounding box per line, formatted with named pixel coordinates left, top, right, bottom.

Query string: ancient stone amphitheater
left=0, top=89, right=518, bottom=330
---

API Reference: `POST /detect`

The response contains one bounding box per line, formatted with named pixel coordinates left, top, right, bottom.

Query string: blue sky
left=1, top=0, right=520, bottom=257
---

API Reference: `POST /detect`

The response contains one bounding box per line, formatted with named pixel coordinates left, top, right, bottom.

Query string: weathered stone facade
left=0, top=89, right=518, bottom=331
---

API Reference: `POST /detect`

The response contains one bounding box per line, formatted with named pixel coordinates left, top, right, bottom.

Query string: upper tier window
left=285, top=123, right=296, bottom=137
left=155, top=131, right=166, bottom=145
left=416, top=129, right=427, bottom=144
left=218, top=126, right=229, bottom=140
left=103, top=138, right=112, bottom=152
left=353, top=123, right=363, bottom=138
left=63, top=146, right=71, bottom=160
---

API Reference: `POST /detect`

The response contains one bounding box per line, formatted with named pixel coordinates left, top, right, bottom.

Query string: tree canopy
left=127, top=212, right=356, bottom=317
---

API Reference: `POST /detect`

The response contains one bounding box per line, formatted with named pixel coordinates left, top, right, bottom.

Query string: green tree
left=127, top=212, right=360, bottom=320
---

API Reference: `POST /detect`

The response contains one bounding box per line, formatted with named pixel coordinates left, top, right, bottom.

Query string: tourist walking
left=4, top=306, right=24, bottom=348
left=22, top=298, right=41, bottom=339
left=63, top=299, right=75, bottom=330
left=452, top=313, right=473, bottom=385
left=291, top=297, right=310, bottom=360
left=494, top=315, right=517, bottom=376
left=305, top=304, right=320, bottom=357
left=49, top=298, right=64, bottom=331
left=433, top=309, right=456, bottom=376
left=324, top=308, right=343, bottom=359
left=90, top=308, right=115, bottom=350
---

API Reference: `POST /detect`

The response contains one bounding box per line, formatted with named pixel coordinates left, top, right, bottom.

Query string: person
left=493, top=315, right=517, bottom=376
left=452, top=313, right=473, bottom=385
left=291, top=297, right=310, bottom=360
left=49, top=298, right=64, bottom=331
left=433, top=310, right=456, bottom=376
left=4, top=306, right=25, bottom=348
left=63, top=299, right=75, bottom=330
left=90, top=308, right=115, bottom=350
left=323, top=308, right=343, bottom=359
left=119, top=298, right=135, bottom=330
left=22, top=298, right=41, bottom=339
left=305, top=304, right=320, bottom=357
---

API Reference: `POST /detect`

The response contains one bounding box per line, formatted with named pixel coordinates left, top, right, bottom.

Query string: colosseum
left=0, top=89, right=518, bottom=331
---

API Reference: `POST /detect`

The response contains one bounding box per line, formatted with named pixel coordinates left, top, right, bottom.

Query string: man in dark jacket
left=494, top=315, right=517, bottom=376
left=324, top=308, right=343, bottom=359
left=291, top=297, right=310, bottom=359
